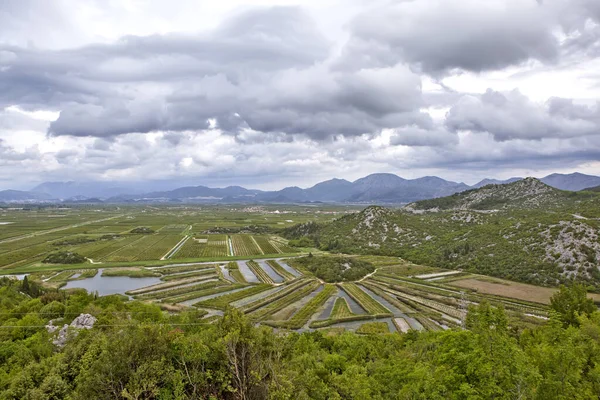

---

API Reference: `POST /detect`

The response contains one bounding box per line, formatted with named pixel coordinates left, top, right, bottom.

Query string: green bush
left=42, top=251, right=87, bottom=264
left=289, top=256, right=374, bottom=282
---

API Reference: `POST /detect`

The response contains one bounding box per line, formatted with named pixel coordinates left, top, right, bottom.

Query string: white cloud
left=1, top=0, right=600, bottom=191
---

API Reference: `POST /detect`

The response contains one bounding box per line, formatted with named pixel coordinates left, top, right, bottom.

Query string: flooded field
left=63, top=269, right=162, bottom=296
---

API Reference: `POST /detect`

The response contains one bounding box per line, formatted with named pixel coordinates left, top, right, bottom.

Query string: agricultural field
left=0, top=206, right=587, bottom=334
left=447, top=275, right=600, bottom=304
left=12, top=253, right=563, bottom=333
left=0, top=206, right=308, bottom=271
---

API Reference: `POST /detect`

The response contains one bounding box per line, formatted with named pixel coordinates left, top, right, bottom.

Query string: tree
left=550, top=284, right=596, bottom=327
left=20, top=276, right=29, bottom=295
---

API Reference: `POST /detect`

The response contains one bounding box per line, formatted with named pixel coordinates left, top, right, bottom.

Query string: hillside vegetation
left=283, top=180, right=600, bottom=287
left=406, top=178, right=595, bottom=211
left=288, top=255, right=375, bottom=282
left=2, top=277, right=600, bottom=399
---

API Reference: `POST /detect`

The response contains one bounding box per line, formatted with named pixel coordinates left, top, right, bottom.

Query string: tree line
left=0, top=277, right=599, bottom=399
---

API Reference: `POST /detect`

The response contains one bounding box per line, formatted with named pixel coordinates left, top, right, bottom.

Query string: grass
left=170, top=235, right=206, bottom=258
left=160, top=268, right=216, bottom=281
left=246, top=280, right=320, bottom=321
left=73, top=269, right=98, bottom=280
left=47, top=270, right=78, bottom=282
left=241, top=279, right=312, bottom=313
left=153, top=264, right=218, bottom=274
left=448, top=276, right=600, bottom=304
left=356, top=322, right=389, bottom=334
left=309, top=314, right=378, bottom=329
left=226, top=261, right=247, bottom=283
left=134, top=280, right=223, bottom=300
left=361, top=281, right=415, bottom=314
left=340, top=283, right=392, bottom=315
left=126, top=275, right=218, bottom=295
left=231, top=235, right=262, bottom=256
left=246, top=260, right=274, bottom=284
left=253, top=236, right=280, bottom=254
left=195, top=284, right=273, bottom=310
left=271, top=284, right=336, bottom=329
left=165, top=284, right=245, bottom=304
left=372, top=281, right=465, bottom=321
left=266, top=260, right=294, bottom=280
left=330, top=297, right=354, bottom=319
left=101, top=268, right=161, bottom=278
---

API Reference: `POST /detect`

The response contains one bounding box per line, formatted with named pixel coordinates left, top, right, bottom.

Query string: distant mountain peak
left=541, top=172, right=600, bottom=191
left=473, top=177, right=523, bottom=188
left=9, top=171, right=600, bottom=204
left=406, top=177, right=561, bottom=211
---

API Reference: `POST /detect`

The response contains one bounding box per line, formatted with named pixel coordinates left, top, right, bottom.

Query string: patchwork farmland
left=16, top=253, right=561, bottom=333
left=0, top=206, right=576, bottom=334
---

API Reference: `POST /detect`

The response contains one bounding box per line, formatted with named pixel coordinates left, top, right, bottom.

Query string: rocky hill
left=405, top=178, right=569, bottom=212
left=283, top=192, right=600, bottom=287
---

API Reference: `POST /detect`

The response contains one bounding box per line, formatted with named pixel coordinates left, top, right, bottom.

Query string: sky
left=1, top=0, right=600, bottom=191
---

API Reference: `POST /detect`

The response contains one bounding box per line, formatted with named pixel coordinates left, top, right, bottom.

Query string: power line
left=0, top=322, right=219, bottom=329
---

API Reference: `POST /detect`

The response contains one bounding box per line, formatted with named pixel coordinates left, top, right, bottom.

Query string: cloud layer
left=1, top=0, right=600, bottom=189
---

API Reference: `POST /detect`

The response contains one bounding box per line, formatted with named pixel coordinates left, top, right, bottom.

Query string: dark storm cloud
left=0, top=6, right=430, bottom=140
left=1, top=0, right=600, bottom=157
left=445, top=89, right=600, bottom=141
left=344, top=0, right=558, bottom=74
left=343, top=0, right=600, bottom=75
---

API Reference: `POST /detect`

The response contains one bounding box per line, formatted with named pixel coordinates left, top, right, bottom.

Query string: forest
left=1, top=277, right=599, bottom=399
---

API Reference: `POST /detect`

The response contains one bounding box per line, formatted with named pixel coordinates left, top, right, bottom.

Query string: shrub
left=42, top=251, right=87, bottom=264
left=130, top=227, right=155, bottom=234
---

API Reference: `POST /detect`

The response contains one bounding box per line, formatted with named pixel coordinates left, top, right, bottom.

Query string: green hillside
left=283, top=182, right=600, bottom=287
left=406, top=177, right=597, bottom=211
left=583, top=185, right=600, bottom=192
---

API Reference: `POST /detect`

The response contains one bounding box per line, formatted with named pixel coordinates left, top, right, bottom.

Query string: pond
left=62, top=269, right=162, bottom=296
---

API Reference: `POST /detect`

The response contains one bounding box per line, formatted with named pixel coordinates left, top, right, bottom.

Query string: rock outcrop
left=46, top=313, right=97, bottom=347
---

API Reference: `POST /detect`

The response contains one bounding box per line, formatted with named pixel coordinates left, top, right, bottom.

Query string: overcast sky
left=1, top=0, right=600, bottom=190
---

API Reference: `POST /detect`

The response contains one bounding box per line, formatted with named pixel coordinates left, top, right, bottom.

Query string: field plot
left=245, top=280, right=320, bottom=322
left=265, top=260, right=294, bottom=281
left=340, top=283, right=392, bottom=315
left=268, top=284, right=336, bottom=329
left=268, top=238, right=297, bottom=254
left=195, top=284, right=272, bottom=310
left=159, top=224, right=189, bottom=234
left=331, top=297, right=354, bottom=319
left=169, top=234, right=229, bottom=258
left=246, top=261, right=274, bottom=284
left=231, top=235, right=262, bottom=256
left=72, top=235, right=144, bottom=260
left=448, top=276, right=600, bottom=304
left=1, top=206, right=577, bottom=335
left=102, top=234, right=183, bottom=261
left=172, top=236, right=206, bottom=258
left=204, top=235, right=229, bottom=257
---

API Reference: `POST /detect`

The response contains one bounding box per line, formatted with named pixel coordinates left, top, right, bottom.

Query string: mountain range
left=1, top=172, right=599, bottom=204
left=282, top=178, right=600, bottom=286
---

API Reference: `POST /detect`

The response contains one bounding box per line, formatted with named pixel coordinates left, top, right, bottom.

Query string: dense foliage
left=289, top=255, right=375, bottom=282
left=283, top=202, right=600, bottom=288
left=1, top=279, right=600, bottom=399
left=42, top=251, right=87, bottom=264
left=130, top=227, right=155, bottom=234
